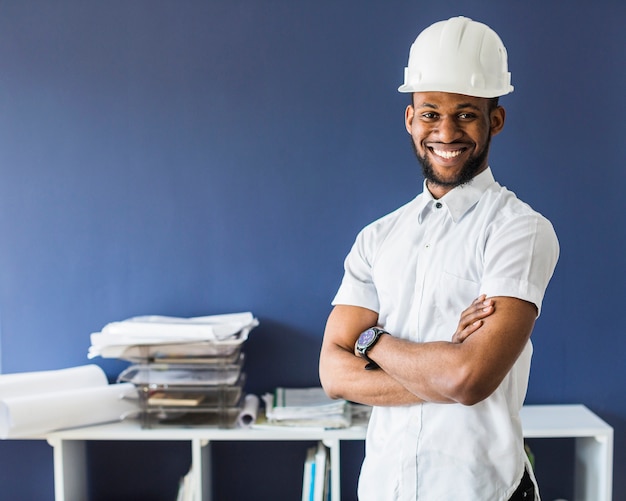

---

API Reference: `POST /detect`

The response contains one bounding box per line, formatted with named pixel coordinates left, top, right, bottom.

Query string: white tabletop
left=44, top=404, right=612, bottom=443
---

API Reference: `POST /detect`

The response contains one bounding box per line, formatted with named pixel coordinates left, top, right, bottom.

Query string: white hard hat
left=398, top=16, right=514, bottom=98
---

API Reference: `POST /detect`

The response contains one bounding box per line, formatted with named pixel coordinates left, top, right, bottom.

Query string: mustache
left=410, top=136, right=491, bottom=188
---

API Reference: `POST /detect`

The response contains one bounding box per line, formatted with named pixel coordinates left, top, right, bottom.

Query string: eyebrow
left=417, top=102, right=481, bottom=111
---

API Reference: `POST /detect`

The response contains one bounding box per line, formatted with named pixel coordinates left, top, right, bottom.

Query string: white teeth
left=432, top=149, right=463, bottom=159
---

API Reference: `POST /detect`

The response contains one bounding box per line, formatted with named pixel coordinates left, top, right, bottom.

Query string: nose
left=434, top=116, right=463, bottom=143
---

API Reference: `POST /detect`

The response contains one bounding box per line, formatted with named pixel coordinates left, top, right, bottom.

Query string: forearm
left=367, top=335, right=466, bottom=404
left=319, top=298, right=500, bottom=406
left=366, top=297, right=537, bottom=405
left=319, top=341, right=424, bottom=406
left=319, top=304, right=424, bottom=406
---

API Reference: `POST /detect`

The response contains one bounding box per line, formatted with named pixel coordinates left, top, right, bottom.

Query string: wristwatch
left=355, top=327, right=388, bottom=370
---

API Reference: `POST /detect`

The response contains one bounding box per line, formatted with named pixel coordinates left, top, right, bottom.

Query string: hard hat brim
left=397, top=82, right=514, bottom=98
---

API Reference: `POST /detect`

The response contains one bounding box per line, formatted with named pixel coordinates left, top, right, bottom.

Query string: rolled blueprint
left=0, top=382, right=138, bottom=439
left=0, top=364, right=108, bottom=399
left=237, top=394, right=260, bottom=428
left=0, top=364, right=138, bottom=439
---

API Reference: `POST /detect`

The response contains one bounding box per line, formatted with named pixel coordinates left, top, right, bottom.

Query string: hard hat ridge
left=398, top=16, right=514, bottom=98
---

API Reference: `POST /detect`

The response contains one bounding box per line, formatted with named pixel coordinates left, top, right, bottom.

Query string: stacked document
left=263, top=387, right=351, bottom=429
left=88, top=312, right=259, bottom=360
left=90, top=312, right=260, bottom=429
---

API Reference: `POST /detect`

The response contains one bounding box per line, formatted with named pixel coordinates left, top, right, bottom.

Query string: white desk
left=520, top=404, right=613, bottom=501
left=44, top=404, right=612, bottom=501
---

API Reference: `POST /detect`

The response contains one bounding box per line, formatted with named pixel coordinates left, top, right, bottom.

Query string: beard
left=411, top=136, right=491, bottom=189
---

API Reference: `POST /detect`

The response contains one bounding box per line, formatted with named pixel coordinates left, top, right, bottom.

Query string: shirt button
left=435, top=202, right=442, bottom=209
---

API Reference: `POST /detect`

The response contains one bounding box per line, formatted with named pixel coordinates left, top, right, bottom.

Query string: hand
left=451, top=295, right=494, bottom=344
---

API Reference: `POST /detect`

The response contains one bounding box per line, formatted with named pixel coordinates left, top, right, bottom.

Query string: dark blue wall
left=0, top=1, right=624, bottom=500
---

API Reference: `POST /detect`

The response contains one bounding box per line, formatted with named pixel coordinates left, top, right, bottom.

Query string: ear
left=490, top=106, right=506, bottom=137
left=405, top=104, right=415, bottom=134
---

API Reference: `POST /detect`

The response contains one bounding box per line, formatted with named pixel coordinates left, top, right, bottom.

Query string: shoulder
left=357, top=196, right=421, bottom=241
left=482, top=184, right=557, bottom=234
left=479, top=184, right=560, bottom=259
left=345, top=197, right=422, bottom=266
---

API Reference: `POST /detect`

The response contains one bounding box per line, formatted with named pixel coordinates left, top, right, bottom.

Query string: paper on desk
left=262, top=388, right=351, bottom=429
left=0, top=365, right=139, bottom=439
left=88, top=312, right=259, bottom=359
left=268, top=387, right=347, bottom=419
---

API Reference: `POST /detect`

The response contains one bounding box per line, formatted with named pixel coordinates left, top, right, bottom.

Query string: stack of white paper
left=88, top=312, right=259, bottom=360
left=263, top=387, right=351, bottom=428
left=0, top=365, right=138, bottom=438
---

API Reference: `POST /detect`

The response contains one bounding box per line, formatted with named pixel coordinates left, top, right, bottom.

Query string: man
left=319, top=16, right=559, bottom=501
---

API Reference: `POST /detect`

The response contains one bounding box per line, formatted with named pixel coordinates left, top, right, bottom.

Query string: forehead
left=412, top=91, right=489, bottom=111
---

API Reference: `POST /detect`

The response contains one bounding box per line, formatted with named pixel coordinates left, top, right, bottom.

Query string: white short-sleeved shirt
left=333, top=168, right=559, bottom=501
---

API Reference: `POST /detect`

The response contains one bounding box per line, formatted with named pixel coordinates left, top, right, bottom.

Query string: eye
left=421, top=112, right=439, bottom=120
left=458, top=112, right=477, bottom=120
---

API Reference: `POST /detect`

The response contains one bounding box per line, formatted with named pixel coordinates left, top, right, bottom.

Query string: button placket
left=411, top=202, right=445, bottom=340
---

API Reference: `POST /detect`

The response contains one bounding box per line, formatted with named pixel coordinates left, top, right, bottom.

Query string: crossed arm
left=318, top=295, right=537, bottom=407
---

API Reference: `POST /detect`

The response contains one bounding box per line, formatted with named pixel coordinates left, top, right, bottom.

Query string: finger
left=454, top=300, right=495, bottom=341
left=453, top=297, right=496, bottom=343
left=452, top=319, right=483, bottom=343
left=459, top=300, right=494, bottom=327
left=460, top=296, right=489, bottom=318
left=460, top=296, right=486, bottom=315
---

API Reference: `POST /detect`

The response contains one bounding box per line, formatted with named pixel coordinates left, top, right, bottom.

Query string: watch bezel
left=356, top=327, right=388, bottom=370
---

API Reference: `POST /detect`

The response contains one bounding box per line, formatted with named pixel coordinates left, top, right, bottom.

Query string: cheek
left=470, top=122, right=492, bottom=144
left=408, top=126, right=426, bottom=150
left=409, top=132, right=425, bottom=155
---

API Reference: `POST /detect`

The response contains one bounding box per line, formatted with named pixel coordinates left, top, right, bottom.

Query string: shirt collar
left=416, top=167, right=496, bottom=224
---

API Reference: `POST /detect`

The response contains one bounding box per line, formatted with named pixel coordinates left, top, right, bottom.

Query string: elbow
left=321, top=382, right=342, bottom=401
left=319, top=376, right=345, bottom=401
left=445, top=367, right=497, bottom=406
left=319, top=362, right=345, bottom=401
left=455, top=388, right=491, bottom=407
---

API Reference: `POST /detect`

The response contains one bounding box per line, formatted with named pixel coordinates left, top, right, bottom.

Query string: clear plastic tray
left=142, top=375, right=246, bottom=408
left=115, top=338, right=245, bottom=362
left=140, top=404, right=243, bottom=428
left=117, top=354, right=244, bottom=387
left=130, top=346, right=243, bottom=365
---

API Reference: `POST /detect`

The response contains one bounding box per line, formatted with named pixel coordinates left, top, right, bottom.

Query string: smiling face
left=405, top=92, right=505, bottom=199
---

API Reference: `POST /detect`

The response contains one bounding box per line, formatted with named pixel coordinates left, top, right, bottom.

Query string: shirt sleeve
left=331, top=229, right=381, bottom=313
left=480, top=213, right=559, bottom=316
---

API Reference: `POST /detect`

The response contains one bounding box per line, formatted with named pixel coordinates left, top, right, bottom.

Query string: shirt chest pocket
left=435, top=271, right=481, bottom=319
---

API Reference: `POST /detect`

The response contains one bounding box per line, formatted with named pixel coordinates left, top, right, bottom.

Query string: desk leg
left=323, top=439, right=341, bottom=501
left=47, top=439, right=87, bottom=501
left=191, top=439, right=212, bottom=501
left=574, top=431, right=613, bottom=501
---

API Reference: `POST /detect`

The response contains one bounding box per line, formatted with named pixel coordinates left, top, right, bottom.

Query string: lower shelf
left=42, top=404, right=613, bottom=501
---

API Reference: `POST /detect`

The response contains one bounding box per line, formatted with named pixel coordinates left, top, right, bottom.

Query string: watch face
left=358, top=328, right=376, bottom=348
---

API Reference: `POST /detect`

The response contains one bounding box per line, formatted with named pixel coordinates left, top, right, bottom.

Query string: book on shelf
left=176, top=466, right=195, bottom=501
left=302, top=446, right=316, bottom=501
left=301, top=441, right=330, bottom=501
